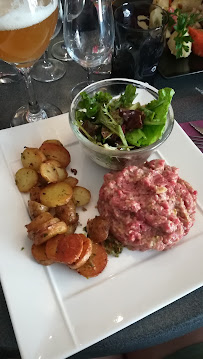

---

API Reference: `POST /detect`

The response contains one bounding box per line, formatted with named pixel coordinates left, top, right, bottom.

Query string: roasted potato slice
left=55, top=200, right=78, bottom=224
left=27, top=217, right=60, bottom=240
left=31, top=243, right=54, bottom=266
left=40, top=182, right=73, bottom=207
left=69, top=235, right=92, bottom=270
left=30, top=185, right=42, bottom=202
left=40, top=160, right=59, bottom=183
left=77, top=243, right=108, bottom=278
left=42, top=139, right=63, bottom=146
left=21, top=147, right=46, bottom=171
left=39, top=142, right=71, bottom=168
left=15, top=168, right=38, bottom=193
left=28, top=200, right=49, bottom=219
left=64, top=176, right=78, bottom=188
left=33, top=220, right=68, bottom=245
left=40, top=160, right=67, bottom=183
left=56, top=166, right=68, bottom=182
left=45, top=236, right=60, bottom=261
left=53, top=233, right=84, bottom=264
left=25, top=212, right=53, bottom=232
left=65, top=220, right=79, bottom=235
left=72, top=186, right=91, bottom=207
left=87, top=216, right=110, bottom=243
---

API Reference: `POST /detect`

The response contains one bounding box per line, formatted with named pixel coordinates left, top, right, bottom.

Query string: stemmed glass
left=51, top=0, right=72, bottom=62
left=0, top=0, right=59, bottom=127
left=31, top=0, right=66, bottom=83
left=63, top=0, right=115, bottom=98
left=51, top=40, right=72, bottom=62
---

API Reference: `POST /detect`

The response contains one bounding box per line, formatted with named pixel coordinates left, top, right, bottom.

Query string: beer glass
left=63, top=0, right=115, bottom=98
left=0, top=0, right=59, bottom=126
left=31, top=0, right=66, bottom=82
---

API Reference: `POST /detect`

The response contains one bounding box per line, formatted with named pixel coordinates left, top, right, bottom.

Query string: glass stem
left=21, top=67, right=41, bottom=114
left=43, top=50, right=52, bottom=68
left=19, top=66, right=47, bottom=122
left=87, top=68, right=93, bottom=85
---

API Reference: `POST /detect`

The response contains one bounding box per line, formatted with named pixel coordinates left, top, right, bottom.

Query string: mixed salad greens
left=75, top=85, right=175, bottom=150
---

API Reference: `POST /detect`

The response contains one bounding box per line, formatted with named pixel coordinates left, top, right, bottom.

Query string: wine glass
left=31, top=0, right=66, bottom=83
left=51, top=40, right=72, bottom=62
left=51, top=0, right=72, bottom=62
left=63, top=0, right=115, bottom=98
left=0, top=0, right=59, bottom=127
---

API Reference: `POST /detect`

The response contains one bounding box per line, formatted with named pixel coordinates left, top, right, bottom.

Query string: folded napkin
left=179, top=120, right=203, bottom=153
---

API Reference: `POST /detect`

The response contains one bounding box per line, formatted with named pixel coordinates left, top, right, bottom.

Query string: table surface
left=0, top=33, right=203, bottom=359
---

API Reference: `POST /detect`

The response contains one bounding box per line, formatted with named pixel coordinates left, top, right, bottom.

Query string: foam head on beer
left=0, top=0, right=58, bottom=66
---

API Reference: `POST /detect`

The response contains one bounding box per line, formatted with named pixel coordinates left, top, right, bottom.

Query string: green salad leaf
left=75, top=85, right=174, bottom=150
left=98, top=106, right=128, bottom=147
left=78, top=92, right=100, bottom=118
left=110, top=84, right=137, bottom=110
left=125, top=88, right=174, bottom=147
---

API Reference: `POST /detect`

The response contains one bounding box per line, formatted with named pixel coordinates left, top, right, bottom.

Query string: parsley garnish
left=167, top=9, right=203, bottom=58
left=104, top=236, right=123, bottom=257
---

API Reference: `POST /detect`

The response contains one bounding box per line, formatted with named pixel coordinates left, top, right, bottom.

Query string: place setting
left=0, top=1, right=203, bottom=359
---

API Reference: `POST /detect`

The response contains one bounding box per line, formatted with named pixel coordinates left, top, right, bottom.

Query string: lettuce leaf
left=98, top=106, right=128, bottom=147
left=144, top=88, right=175, bottom=125
left=125, top=87, right=174, bottom=147
left=110, top=84, right=137, bottom=110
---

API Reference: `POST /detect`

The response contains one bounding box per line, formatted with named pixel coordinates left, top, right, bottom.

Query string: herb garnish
left=167, top=9, right=203, bottom=58
left=104, top=236, right=123, bottom=257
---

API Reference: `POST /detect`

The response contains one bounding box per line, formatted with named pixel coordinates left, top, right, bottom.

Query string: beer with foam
left=0, top=1, right=58, bottom=67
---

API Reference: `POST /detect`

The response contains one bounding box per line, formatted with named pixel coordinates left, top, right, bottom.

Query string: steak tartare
left=97, top=159, right=197, bottom=251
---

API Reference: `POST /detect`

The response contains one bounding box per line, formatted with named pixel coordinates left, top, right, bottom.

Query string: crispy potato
left=54, top=233, right=84, bottom=264
left=28, top=200, right=49, bottom=219
left=42, top=139, right=63, bottom=146
left=21, top=147, right=46, bottom=171
left=27, top=217, right=60, bottom=240
left=45, top=236, right=60, bottom=260
left=72, top=186, right=91, bottom=207
left=29, top=186, right=42, bottom=202
left=65, top=220, right=79, bottom=235
left=64, top=176, right=78, bottom=188
left=39, top=142, right=71, bottom=168
left=40, top=160, right=67, bottom=183
left=87, top=216, right=110, bottom=243
left=69, top=236, right=92, bottom=270
left=31, top=243, right=54, bottom=266
left=40, top=160, right=59, bottom=183
left=55, top=200, right=78, bottom=224
left=40, top=182, right=73, bottom=207
left=37, top=174, right=48, bottom=186
left=15, top=168, right=38, bottom=193
left=33, top=221, right=68, bottom=245
left=56, top=166, right=68, bottom=181
left=25, top=212, right=53, bottom=232
left=77, top=243, right=108, bottom=278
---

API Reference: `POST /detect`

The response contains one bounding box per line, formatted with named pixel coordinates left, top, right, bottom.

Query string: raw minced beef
left=97, top=159, right=197, bottom=251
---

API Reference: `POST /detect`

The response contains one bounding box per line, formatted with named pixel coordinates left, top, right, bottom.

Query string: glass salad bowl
left=69, top=78, right=174, bottom=170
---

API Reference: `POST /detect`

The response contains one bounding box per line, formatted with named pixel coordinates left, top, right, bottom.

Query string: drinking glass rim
left=114, top=2, right=168, bottom=32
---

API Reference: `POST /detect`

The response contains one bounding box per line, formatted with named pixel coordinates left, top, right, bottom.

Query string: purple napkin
left=179, top=120, right=203, bottom=153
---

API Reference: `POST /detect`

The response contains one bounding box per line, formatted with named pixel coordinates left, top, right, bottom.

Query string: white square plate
left=0, top=114, right=203, bottom=359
